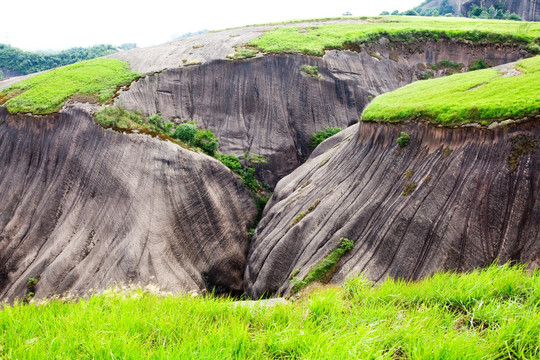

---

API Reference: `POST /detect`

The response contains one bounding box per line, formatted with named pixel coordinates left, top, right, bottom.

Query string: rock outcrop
left=420, top=0, right=539, bottom=21
left=0, top=107, right=257, bottom=302
left=245, top=120, right=540, bottom=298
left=117, top=39, right=528, bottom=186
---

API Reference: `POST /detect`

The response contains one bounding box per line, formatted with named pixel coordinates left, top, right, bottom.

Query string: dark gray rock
left=117, top=39, right=528, bottom=186
left=0, top=107, right=257, bottom=302
left=245, top=120, right=540, bottom=298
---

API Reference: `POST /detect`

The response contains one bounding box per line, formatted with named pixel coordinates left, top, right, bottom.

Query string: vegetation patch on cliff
left=250, top=16, right=540, bottom=55
left=361, top=56, right=540, bottom=126
left=0, top=59, right=139, bottom=114
left=290, top=237, right=354, bottom=294
left=1, top=264, right=538, bottom=359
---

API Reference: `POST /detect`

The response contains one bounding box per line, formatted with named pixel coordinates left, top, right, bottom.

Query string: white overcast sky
left=1, top=0, right=421, bottom=51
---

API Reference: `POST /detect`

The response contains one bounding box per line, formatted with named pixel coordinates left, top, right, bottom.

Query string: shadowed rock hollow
left=0, top=107, right=257, bottom=301
left=245, top=120, right=540, bottom=298
left=116, top=38, right=528, bottom=186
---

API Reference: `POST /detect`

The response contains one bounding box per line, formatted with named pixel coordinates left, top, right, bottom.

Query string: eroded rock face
left=245, top=121, right=540, bottom=298
left=0, top=107, right=257, bottom=302
left=117, top=40, right=528, bottom=186
left=461, top=0, right=540, bottom=21
left=421, top=0, right=539, bottom=21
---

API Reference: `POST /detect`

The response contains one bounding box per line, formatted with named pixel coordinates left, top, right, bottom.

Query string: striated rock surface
left=0, top=107, right=257, bottom=302
left=245, top=120, right=540, bottom=298
left=420, top=0, right=539, bottom=21
left=117, top=40, right=528, bottom=186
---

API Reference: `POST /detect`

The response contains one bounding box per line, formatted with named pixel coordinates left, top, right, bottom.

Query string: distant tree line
left=380, top=0, right=522, bottom=21
left=0, top=44, right=123, bottom=78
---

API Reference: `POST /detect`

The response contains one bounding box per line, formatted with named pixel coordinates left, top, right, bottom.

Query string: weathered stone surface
left=245, top=121, right=540, bottom=298
left=117, top=40, right=528, bottom=186
left=421, top=0, right=539, bottom=21
left=0, top=107, right=257, bottom=302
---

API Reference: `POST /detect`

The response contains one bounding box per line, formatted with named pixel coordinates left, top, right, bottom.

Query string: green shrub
left=218, top=154, right=262, bottom=193
left=402, top=182, right=417, bottom=196
left=173, top=122, right=197, bottom=143
left=397, top=132, right=410, bottom=148
left=94, top=107, right=143, bottom=129
left=300, top=65, right=319, bottom=77
left=291, top=237, right=354, bottom=294
left=194, top=129, right=219, bottom=156
left=148, top=114, right=164, bottom=130
left=309, top=126, right=343, bottom=148
left=469, top=59, right=489, bottom=71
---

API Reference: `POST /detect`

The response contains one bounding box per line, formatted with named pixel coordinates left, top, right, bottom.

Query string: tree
left=380, top=11, right=390, bottom=15
left=391, top=10, right=399, bottom=15
left=0, top=69, right=3, bottom=79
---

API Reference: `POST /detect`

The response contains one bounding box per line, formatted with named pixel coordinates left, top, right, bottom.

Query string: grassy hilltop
left=1, top=264, right=538, bottom=359
left=362, top=56, right=540, bottom=125
left=251, top=16, right=540, bottom=55
left=1, top=16, right=540, bottom=116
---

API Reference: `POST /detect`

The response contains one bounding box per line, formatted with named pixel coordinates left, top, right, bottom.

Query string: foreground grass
left=361, top=56, right=540, bottom=125
left=250, top=16, right=540, bottom=55
left=1, top=264, right=538, bottom=359
left=0, top=59, right=139, bottom=114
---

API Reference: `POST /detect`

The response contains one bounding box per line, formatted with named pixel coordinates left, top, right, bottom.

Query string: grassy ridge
left=361, top=56, right=540, bottom=125
left=0, top=59, right=139, bottom=114
left=250, top=16, right=540, bottom=55
left=1, top=264, right=538, bottom=359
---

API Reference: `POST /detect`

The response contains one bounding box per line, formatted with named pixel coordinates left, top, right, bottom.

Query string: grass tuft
left=291, top=237, right=354, bottom=294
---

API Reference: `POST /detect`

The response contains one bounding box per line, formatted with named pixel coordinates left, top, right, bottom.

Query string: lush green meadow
left=0, top=59, right=139, bottom=114
left=1, top=264, right=538, bottom=359
left=250, top=16, right=540, bottom=55
left=361, top=56, right=540, bottom=125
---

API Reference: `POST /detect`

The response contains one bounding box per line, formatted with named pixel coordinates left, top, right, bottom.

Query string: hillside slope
left=245, top=59, right=540, bottom=298
left=0, top=107, right=257, bottom=301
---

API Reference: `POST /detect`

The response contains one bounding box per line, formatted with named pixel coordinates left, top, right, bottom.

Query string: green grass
left=0, top=59, right=139, bottom=114
left=362, top=56, right=540, bottom=125
left=250, top=16, right=540, bottom=55
left=1, top=264, right=538, bottom=359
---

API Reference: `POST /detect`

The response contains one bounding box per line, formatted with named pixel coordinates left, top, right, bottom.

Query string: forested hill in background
left=400, top=0, right=540, bottom=21
left=0, top=43, right=136, bottom=78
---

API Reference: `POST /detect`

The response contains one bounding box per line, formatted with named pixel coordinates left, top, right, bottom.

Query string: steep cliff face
left=462, top=0, right=539, bottom=20
left=245, top=120, right=540, bottom=298
left=117, top=40, right=528, bottom=186
left=421, top=0, right=539, bottom=21
left=0, top=107, right=257, bottom=301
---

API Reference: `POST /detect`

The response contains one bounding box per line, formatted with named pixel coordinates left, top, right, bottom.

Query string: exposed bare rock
left=245, top=121, right=540, bottom=298
left=117, top=40, right=528, bottom=186
left=0, top=107, right=257, bottom=302
left=420, top=0, right=539, bottom=21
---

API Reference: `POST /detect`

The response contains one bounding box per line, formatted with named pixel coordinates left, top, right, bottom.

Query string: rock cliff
left=420, top=0, right=539, bottom=21
left=0, top=107, right=257, bottom=301
left=245, top=120, right=540, bottom=298
left=117, top=39, right=528, bottom=186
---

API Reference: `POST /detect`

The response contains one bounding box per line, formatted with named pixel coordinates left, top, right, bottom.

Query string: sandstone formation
left=245, top=120, right=540, bottom=298
left=116, top=38, right=529, bottom=186
left=0, top=107, right=257, bottom=302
